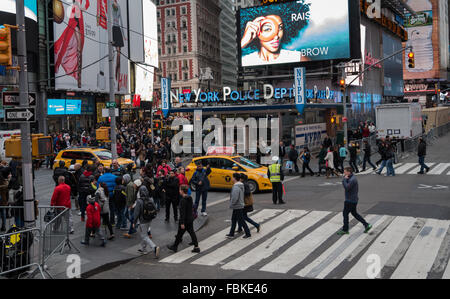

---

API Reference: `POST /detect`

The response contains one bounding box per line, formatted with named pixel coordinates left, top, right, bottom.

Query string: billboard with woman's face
left=238, top=0, right=352, bottom=67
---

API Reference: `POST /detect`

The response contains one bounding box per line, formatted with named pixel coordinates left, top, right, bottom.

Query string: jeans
left=349, top=159, right=359, bottom=173
left=174, top=222, right=198, bottom=248
left=302, top=162, right=314, bottom=176
left=377, top=160, right=387, bottom=174
left=386, top=159, right=395, bottom=176
left=138, top=222, right=156, bottom=251
left=290, top=159, right=299, bottom=173
left=362, top=156, right=376, bottom=170
left=78, top=193, right=88, bottom=218
left=116, top=207, right=127, bottom=229
left=229, top=209, right=250, bottom=237
left=125, top=207, right=137, bottom=234
left=165, top=196, right=179, bottom=220
left=419, top=156, right=429, bottom=173
left=101, top=213, right=114, bottom=236
left=195, top=190, right=208, bottom=213
left=343, top=201, right=368, bottom=232
left=238, top=209, right=259, bottom=231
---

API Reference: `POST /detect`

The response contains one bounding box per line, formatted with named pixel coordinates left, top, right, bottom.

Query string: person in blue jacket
left=97, top=168, right=118, bottom=225
left=190, top=163, right=211, bottom=217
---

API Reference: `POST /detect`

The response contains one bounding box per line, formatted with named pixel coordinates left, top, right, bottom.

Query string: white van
left=0, top=130, right=21, bottom=161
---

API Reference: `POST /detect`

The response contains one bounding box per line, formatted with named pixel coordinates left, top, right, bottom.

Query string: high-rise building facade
left=154, top=0, right=222, bottom=98
left=220, top=0, right=238, bottom=89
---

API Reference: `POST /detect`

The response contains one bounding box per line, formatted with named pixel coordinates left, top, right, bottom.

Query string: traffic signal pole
left=339, top=45, right=413, bottom=148
left=16, top=0, right=35, bottom=227
left=108, top=0, right=118, bottom=159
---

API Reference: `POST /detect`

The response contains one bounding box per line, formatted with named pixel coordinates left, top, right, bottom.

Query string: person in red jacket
left=176, top=167, right=189, bottom=186
left=81, top=195, right=105, bottom=247
left=51, top=176, right=74, bottom=233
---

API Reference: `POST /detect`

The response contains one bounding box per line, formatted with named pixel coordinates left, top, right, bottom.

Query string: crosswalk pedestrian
left=357, top=162, right=450, bottom=176
left=160, top=208, right=450, bottom=279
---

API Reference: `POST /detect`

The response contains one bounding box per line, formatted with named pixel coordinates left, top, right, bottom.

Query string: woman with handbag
left=237, top=174, right=261, bottom=233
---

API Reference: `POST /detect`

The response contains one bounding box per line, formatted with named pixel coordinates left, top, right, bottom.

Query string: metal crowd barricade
left=0, top=206, right=79, bottom=279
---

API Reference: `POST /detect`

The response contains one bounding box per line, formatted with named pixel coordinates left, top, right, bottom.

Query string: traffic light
left=0, top=26, right=12, bottom=66
left=5, top=134, right=54, bottom=158
left=96, top=127, right=110, bottom=141
left=408, top=52, right=415, bottom=68
left=339, top=79, right=346, bottom=93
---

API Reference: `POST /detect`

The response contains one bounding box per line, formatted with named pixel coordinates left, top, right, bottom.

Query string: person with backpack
left=81, top=195, right=105, bottom=247
left=132, top=185, right=160, bottom=257
left=165, top=170, right=180, bottom=222
left=237, top=174, right=260, bottom=234
left=95, top=182, right=115, bottom=240
left=113, top=176, right=128, bottom=230
left=300, top=147, right=314, bottom=177
left=167, top=184, right=200, bottom=254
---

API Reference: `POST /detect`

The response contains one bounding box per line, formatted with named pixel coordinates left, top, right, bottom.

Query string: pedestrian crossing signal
left=408, top=52, right=415, bottom=68
left=0, top=26, right=12, bottom=66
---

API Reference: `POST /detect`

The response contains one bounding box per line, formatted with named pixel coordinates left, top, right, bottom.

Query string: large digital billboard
left=65, top=99, right=82, bottom=115
left=2, top=0, right=37, bottom=22
left=48, top=99, right=66, bottom=115
left=238, top=0, right=352, bottom=67
left=53, top=0, right=129, bottom=94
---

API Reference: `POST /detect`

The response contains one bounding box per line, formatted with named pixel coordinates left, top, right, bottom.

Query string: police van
left=0, top=130, right=20, bottom=161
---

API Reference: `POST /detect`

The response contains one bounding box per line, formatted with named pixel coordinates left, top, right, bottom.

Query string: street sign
left=2, top=92, right=36, bottom=106
left=4, top=107, right=35, bottom=122
left=106, top=102, right=117, bottom=108
left=294, top=67, right=306, bottom=114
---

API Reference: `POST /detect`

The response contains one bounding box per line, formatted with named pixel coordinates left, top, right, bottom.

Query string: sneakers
left=167, top=245, right=178, bottom=252
left=364, top=224, right=373, bottom=233
left=70, top=229, right=75, bottom=235
left=138, top=249, right=149, bottom=255
left=201, top=212, right=208, bottom=216
left=77, top=212, right=82, bottom=216
left=242, top=235, right=251, bottom=239
left=337, top=230, right=349, bottom=236
left=225, top=234, right=235, bottom=239
left=279, top=201, right=286, bottom=205
left=154, top=246, right=160, bottom=258
left=192, top=247, right=201, bottom=253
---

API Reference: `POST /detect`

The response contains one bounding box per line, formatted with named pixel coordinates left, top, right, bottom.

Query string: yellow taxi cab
left=53, top=148, right=136, bottom=170
left=185, top=155, right=272, bottom=193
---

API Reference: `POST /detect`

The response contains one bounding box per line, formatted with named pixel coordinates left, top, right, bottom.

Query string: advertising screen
left=53, top=0, right=129, bottom=94
left=2, top=0, right=37, bottom=22
left=65, top=99, right=82, bottom=115
left=238, top=0, right=351, bottom=67
left=48, top=99, right=66, bottom=115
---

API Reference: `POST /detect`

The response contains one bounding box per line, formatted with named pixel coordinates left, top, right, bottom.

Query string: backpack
left=142, top=198, right=158, bottom=221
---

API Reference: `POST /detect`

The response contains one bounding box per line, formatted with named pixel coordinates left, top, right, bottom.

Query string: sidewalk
left=42, top=209, right=207, bottom=279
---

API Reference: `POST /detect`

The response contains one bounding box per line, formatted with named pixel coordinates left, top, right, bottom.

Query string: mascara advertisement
left=239, top=0, right=352, bottom=67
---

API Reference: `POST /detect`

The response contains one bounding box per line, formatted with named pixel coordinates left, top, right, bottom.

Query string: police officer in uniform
left=268, top=156, right=285, bottom=205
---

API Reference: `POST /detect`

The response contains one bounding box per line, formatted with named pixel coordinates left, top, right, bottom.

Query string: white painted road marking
left=428, top=163, right=450, bottom=175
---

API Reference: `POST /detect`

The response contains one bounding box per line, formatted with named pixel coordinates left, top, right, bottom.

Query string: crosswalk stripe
left=296, top=215, right=386, bottom=279
left=343, top=216, right=416, bottom=279
left=391, top=219, right=450, bottom=279
left=428, top=163, right=450, bottom=175
left=191, top=210, right=308, bottom=267
left=222, top=211, right=331, bottom=271
left=443, top=260, right=450, bottom=279
left=395, top=163, right=419, bottom=174
left=407, top=163, right=436, bottom=174
left=258, top=213, right=342, bottom=274
left=159, top=209, right=284, bottom=264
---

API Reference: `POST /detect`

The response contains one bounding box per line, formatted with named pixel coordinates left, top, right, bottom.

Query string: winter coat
left=78, top=171, right=93, bottom=194
left=125, top=181, right=136, bottom=208
left=133, top=186, right=155, bottom=225
left=97, top=173, right=117, bottom=198
left=342, top=174, right=359, bottom=204
left=86, top=202, right=101, bottom=228
left=230, top=182, right=245, bottom=210
left=113, top=184, right=127, bottom=210
left=191, top=168, right=212, bottom=192
left=156, top=165, right=172, bottom=178
left=51, top=183, right=71, bottom=209
left=325, top=151, right=335, bottom=169
left=317, top=148, right=327, bottom=164
left=95, top=187, right=110, bottom=215
left=418, top=141, right=427, bottom=157
left=179, top=195, right=194, bottom=225
left=363, top=144, right=371, bottom=158
left=288, top=148, right=298, bottom=161
left=165, top=176, right=179, bottom=200
left=177, top=173, right=189, bottom=186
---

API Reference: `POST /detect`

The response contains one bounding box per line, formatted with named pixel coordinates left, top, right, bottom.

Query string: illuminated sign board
left=238, top=0, right=352, bottom=67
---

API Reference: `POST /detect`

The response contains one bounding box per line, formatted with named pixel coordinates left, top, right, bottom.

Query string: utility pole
left=108, top=0, right=118, bottom=159
left=16, top=0, right=35, bottom=227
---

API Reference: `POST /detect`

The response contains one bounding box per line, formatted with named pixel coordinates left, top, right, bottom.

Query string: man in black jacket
left=362, top=140, right=376, bottom=171
left=165, top=170, right=180, bottom=222
left=287, top=145, right=299, bottom=173
left=53, top=161, right=70, bottom=186
left=167, top=184, right=200, bottom=253
left=417, top=137, right=430, bottom=174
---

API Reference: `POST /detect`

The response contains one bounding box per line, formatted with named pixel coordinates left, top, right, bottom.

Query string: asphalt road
left=88, top=133, right=450, bottom=280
